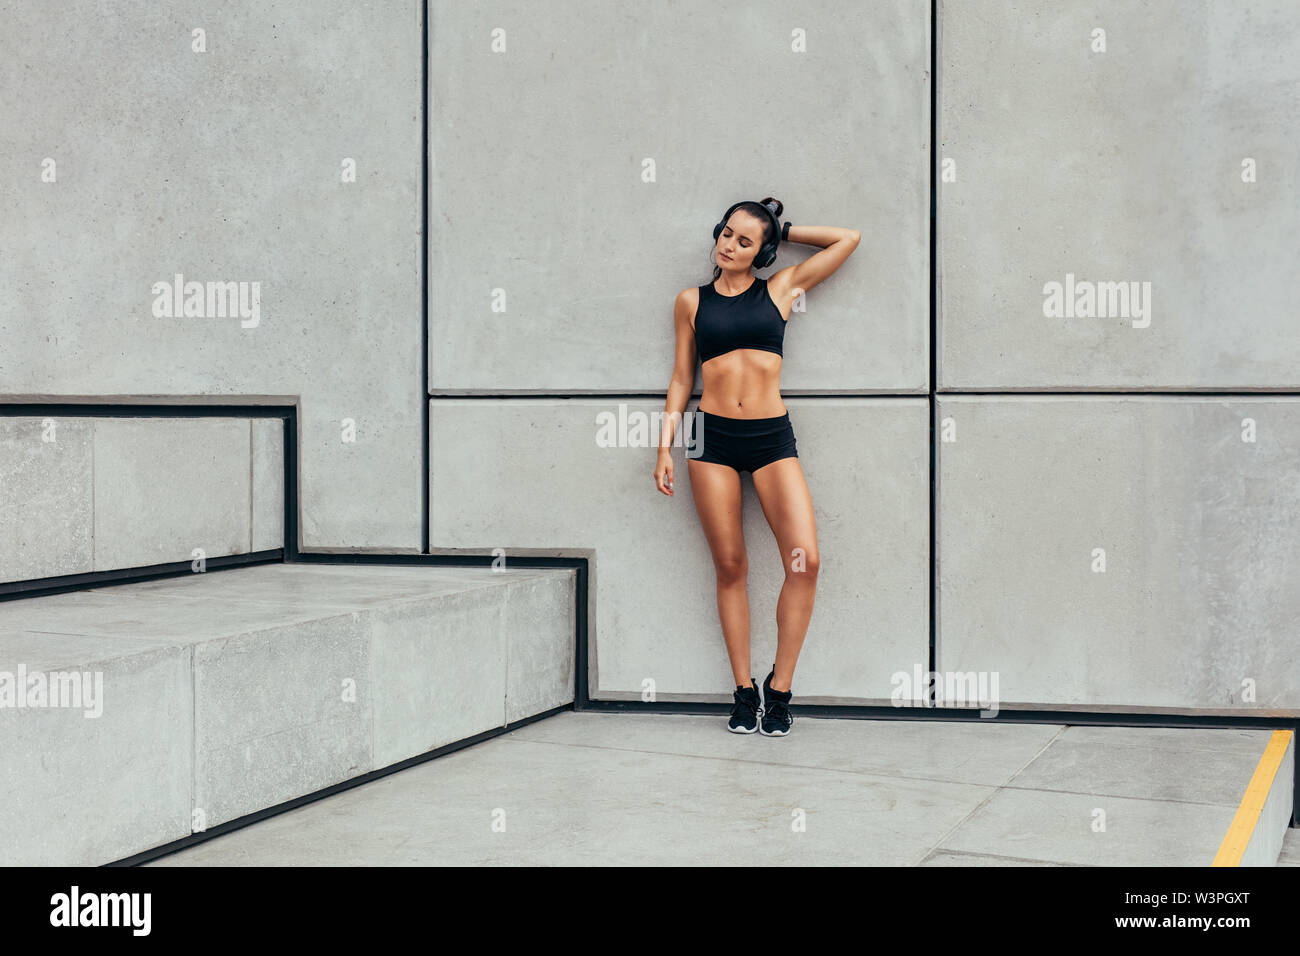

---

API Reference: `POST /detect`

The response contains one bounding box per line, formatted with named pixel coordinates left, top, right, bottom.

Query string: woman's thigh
left=750, top=457, right=818, bottom=574
left=687, top=458, right=747, bottom=570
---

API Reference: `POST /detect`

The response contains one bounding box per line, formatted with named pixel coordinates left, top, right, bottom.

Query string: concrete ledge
left=1214, top=729, right=1295, bottom=866
left=0, top=630, right=191, bottom=867
left=0, top=562, right=575, bottom=865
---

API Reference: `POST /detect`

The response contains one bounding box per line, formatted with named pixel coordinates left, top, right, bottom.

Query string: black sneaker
left=759, top=669, right=793, bottom=736
left=727, top=679, right=762, bottom=733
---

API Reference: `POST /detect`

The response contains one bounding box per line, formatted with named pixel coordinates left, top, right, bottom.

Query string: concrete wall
left=0, top=416, right=283, bottom=583
left=428, top=0, right=1300, bottom=715
left=0, top=1, right=423, bottom=550
left=4, top=1, right=1297, bottom=716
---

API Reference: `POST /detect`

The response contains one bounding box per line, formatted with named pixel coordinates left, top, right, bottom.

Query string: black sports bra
left=693, top=277, right=786, bottom=363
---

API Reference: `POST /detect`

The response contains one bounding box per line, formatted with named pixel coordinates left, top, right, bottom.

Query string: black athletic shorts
left=686, top=409, right=798, bottom=474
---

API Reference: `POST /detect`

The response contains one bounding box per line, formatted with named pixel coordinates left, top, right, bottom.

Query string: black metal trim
left=421, top=0, right=430, bottom=556
left=0, top=551, right=283, bottom=602
left=284, top=408, right=299, bottom=561
left=929, top=0, right=938, bottom=706
left=0, top=404, right=291, bottom=416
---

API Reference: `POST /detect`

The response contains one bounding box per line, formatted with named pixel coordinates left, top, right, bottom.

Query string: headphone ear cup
left=713, top=222, right=723, bottom=241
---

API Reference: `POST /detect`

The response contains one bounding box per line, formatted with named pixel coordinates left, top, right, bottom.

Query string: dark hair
left=710, top=196, right=784, bottom=281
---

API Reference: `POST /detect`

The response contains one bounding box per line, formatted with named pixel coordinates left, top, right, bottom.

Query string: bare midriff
left=698, top=350, right=787, bottom=418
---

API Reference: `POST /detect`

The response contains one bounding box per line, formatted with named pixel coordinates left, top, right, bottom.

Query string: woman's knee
left=786, top=546, right=819, bottom=580
left=713, top=552, right=748, bottom=586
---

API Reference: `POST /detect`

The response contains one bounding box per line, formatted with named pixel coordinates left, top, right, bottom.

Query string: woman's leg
left=686, top=457, right=752, bottom=687
left=750, top=457, right=819, bottom=692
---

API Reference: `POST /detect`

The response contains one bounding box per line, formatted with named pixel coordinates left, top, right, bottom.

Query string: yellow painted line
left=1212, top=729, right=1293, bottom=866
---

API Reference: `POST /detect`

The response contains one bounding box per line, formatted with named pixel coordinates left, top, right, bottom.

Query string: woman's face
left=715, top=212, right=765, bottom=270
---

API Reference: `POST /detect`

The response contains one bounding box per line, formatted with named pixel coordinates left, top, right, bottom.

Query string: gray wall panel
left=428, top=0, right=929, bottom=394
left=937, top=396, right=1300, bottom=714
left=938, top=0, right=1300, bottom=389
left=431, top=397, right=929, bottom=702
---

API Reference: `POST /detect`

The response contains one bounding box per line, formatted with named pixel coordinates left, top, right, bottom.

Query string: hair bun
left=760, top=196, right=784, bottom=218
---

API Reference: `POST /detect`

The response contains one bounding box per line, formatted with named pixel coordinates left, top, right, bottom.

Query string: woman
left=654, top=197, right=860, bottom=737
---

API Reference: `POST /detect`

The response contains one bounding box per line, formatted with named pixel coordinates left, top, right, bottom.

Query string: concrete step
left=0, top=562, right=575, bottom=866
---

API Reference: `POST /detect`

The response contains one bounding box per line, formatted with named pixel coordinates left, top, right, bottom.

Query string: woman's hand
left=654, top=448, right=675, bottom=496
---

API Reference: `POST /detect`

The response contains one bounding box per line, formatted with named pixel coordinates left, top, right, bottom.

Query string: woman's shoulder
left=676, top=286, right=702, bottom=329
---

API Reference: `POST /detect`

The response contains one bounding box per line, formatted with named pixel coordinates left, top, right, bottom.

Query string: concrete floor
left=145, top=711, right=1296, bottom=866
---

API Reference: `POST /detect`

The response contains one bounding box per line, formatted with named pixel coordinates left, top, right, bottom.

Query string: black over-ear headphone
left=712, top=200, right=782, bottom=269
